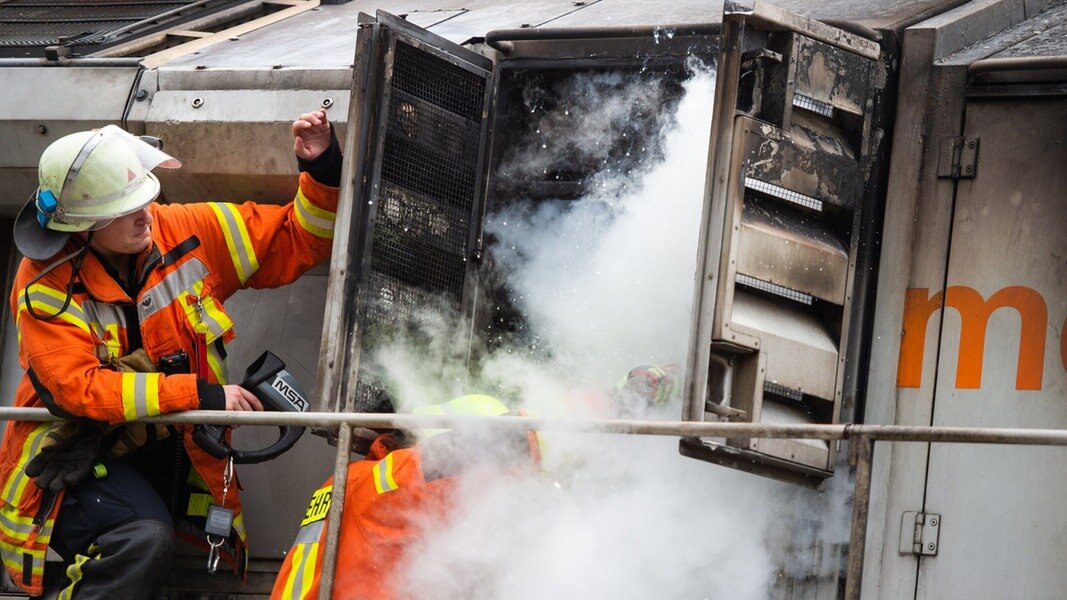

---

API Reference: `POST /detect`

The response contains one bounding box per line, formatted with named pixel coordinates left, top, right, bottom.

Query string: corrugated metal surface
left=0, top=0, right=246, bottom=57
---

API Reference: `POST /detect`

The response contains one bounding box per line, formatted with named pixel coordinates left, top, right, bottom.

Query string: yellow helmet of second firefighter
left=414, top=394, right=544, bottom=465
left=14, top=125, right=181, bottom=260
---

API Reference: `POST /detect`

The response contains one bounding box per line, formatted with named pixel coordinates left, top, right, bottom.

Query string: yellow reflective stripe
left=282, top=533, right=321, bottom=600
left=294, top=188, right=335, bottom=238
left=208, top=202, right=259, bottom=285
left=187, top=493, right=212, bottom=517
left=180, top=280, right=232, bottom=345
left=101, top=323, right=122, bottom=360
left=2, top=424, right=51, bottom=506
left=233, top=511, right=247, bottom=542
left=121, top=372, right=161, bottom=421
left=0, top=504, right=35, bottom=541
left=18, top=285, right=90, bottom=333
left=372, top=453, right=399, bottom=495
left=206, top=339, right=228, bottom=384
left=140, top=258, right=209, bottom=321
left=186, top=466, right=210, bottom=491
left=0, top=541, right=29, bottom=580
left=0, top=537, right=44, bottom=586
left=58, top=547, right=97, bottom=600
left=201, top=295, right=233, bottom=344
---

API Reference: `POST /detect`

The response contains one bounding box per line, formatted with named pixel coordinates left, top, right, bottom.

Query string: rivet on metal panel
left=322, top=98, right=334, bottom=109
left=192, top=98, right=204, bottom=109
left=135, top=90, right=148, bottom=101
left=927, top=543, right=936, bottom=551
left=35, top=124, right=47, bottom=135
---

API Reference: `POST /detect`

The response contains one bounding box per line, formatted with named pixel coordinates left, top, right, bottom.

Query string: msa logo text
left=271, top=377, right=309, bottom=411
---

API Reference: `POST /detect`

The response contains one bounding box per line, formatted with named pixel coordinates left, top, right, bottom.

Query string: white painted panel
left=918, top=97, right=1067, bottom=599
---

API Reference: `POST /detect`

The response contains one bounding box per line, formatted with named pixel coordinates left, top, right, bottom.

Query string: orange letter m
left=896, top=286, right=1047, bottom=390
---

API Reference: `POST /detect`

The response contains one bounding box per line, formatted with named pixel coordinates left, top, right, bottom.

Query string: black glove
left=24, top=423, right=104, bottom=492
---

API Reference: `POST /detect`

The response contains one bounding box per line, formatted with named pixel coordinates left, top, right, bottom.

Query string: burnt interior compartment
left=479, top=53, right=713, bottom=355
left=486, top=66, right=690, bottom=203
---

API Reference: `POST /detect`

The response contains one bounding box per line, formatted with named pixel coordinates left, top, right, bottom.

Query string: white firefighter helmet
left=14, top=125, right=181, bottom=260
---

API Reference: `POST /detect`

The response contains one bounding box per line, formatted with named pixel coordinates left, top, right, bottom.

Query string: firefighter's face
left=89, top=205, right=154, bottom=256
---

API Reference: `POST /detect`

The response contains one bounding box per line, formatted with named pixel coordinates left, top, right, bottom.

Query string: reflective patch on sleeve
left=2, top=424, right=51, bottom=506
left=294, top=188, right=335, bottom=239
left=208, top=202, right=260, bottom=285
left=19, top=284, right=89, bottom=333
left=280, top=531, right=321, bottom=600
left=121, top=372, right=161, bottom=421
left=372, top=454, right=399, bottom=495
left=301, top=485, right=332, bottom=527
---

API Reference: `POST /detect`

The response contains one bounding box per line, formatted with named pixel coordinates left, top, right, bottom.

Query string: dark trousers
left=47, top=460, right=175, bottom=599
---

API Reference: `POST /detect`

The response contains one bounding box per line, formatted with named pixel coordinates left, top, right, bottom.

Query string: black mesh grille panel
left=0, top=0, right=239, bottom=56
left=349, top=39, right=488, bottom=412
left=0, top=1, right=186, bottom=46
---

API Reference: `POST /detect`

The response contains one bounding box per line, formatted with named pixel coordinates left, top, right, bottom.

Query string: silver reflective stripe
left=0, top=505, right=35, bottom=537
left=294, top=190, right=335, bottom=237
left=194, top=300, right=228, bottom=342
left=83, top=299, right=126, bottom=329
left=3, top=428, right=49, bottom=505
left=294, top=520, right=325, bottom=545
left=139, top=258, right=208, bottom=320
left=25, top=290, right=86, bottom=325
left=130, top=373, right=151, bottom=419
left=212, top=203, right=257, bottom=283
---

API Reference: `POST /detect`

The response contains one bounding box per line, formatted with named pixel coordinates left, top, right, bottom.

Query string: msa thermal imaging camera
left=193, top=351, right=310, bottom=464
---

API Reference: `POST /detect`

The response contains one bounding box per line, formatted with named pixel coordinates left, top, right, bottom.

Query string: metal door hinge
left=899, top=511, right=941, bottom=556
left=937, top=136, right=979, bottom=180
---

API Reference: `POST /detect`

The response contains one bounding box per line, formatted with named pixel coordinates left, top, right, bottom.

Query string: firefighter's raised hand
left=292, top=110, right=332, bottom=161
left=223, top=384, right=264, bottom=412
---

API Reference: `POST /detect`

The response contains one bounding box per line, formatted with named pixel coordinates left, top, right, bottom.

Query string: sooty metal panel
left=319, top=11, right=494, bottom=415
left=683, top=1, right=886, bottom=484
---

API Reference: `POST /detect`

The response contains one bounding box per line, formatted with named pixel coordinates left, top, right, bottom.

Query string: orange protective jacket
left=270, top=437, right=458, bottom=600
left=0, top=172, right=337, bottom=595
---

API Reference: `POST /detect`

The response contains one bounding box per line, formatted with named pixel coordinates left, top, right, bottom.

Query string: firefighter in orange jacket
left=271, top=394, right=540, bottom=600
left=0, top=111, right=340, bottom=597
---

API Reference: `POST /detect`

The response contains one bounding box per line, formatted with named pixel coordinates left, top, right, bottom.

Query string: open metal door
left=318, top=10, right=495, bottom=416
left=681, top=0, right=885, bottom=485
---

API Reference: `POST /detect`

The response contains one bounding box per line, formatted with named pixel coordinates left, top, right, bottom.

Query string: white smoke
left=369, top=58, right=850, bottom=598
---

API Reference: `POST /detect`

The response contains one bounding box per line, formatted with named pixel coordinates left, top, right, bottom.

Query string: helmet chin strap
left=23, top=232, right=93, bottom=321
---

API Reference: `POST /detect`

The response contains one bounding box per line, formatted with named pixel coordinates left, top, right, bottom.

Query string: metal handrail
left=3, top=406, right=1065, bottom=599
left=7, top=407, right=1067, bottom=444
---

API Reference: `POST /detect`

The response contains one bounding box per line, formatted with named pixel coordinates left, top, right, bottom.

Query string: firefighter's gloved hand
left=25, top=423, right=104, bottom=492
